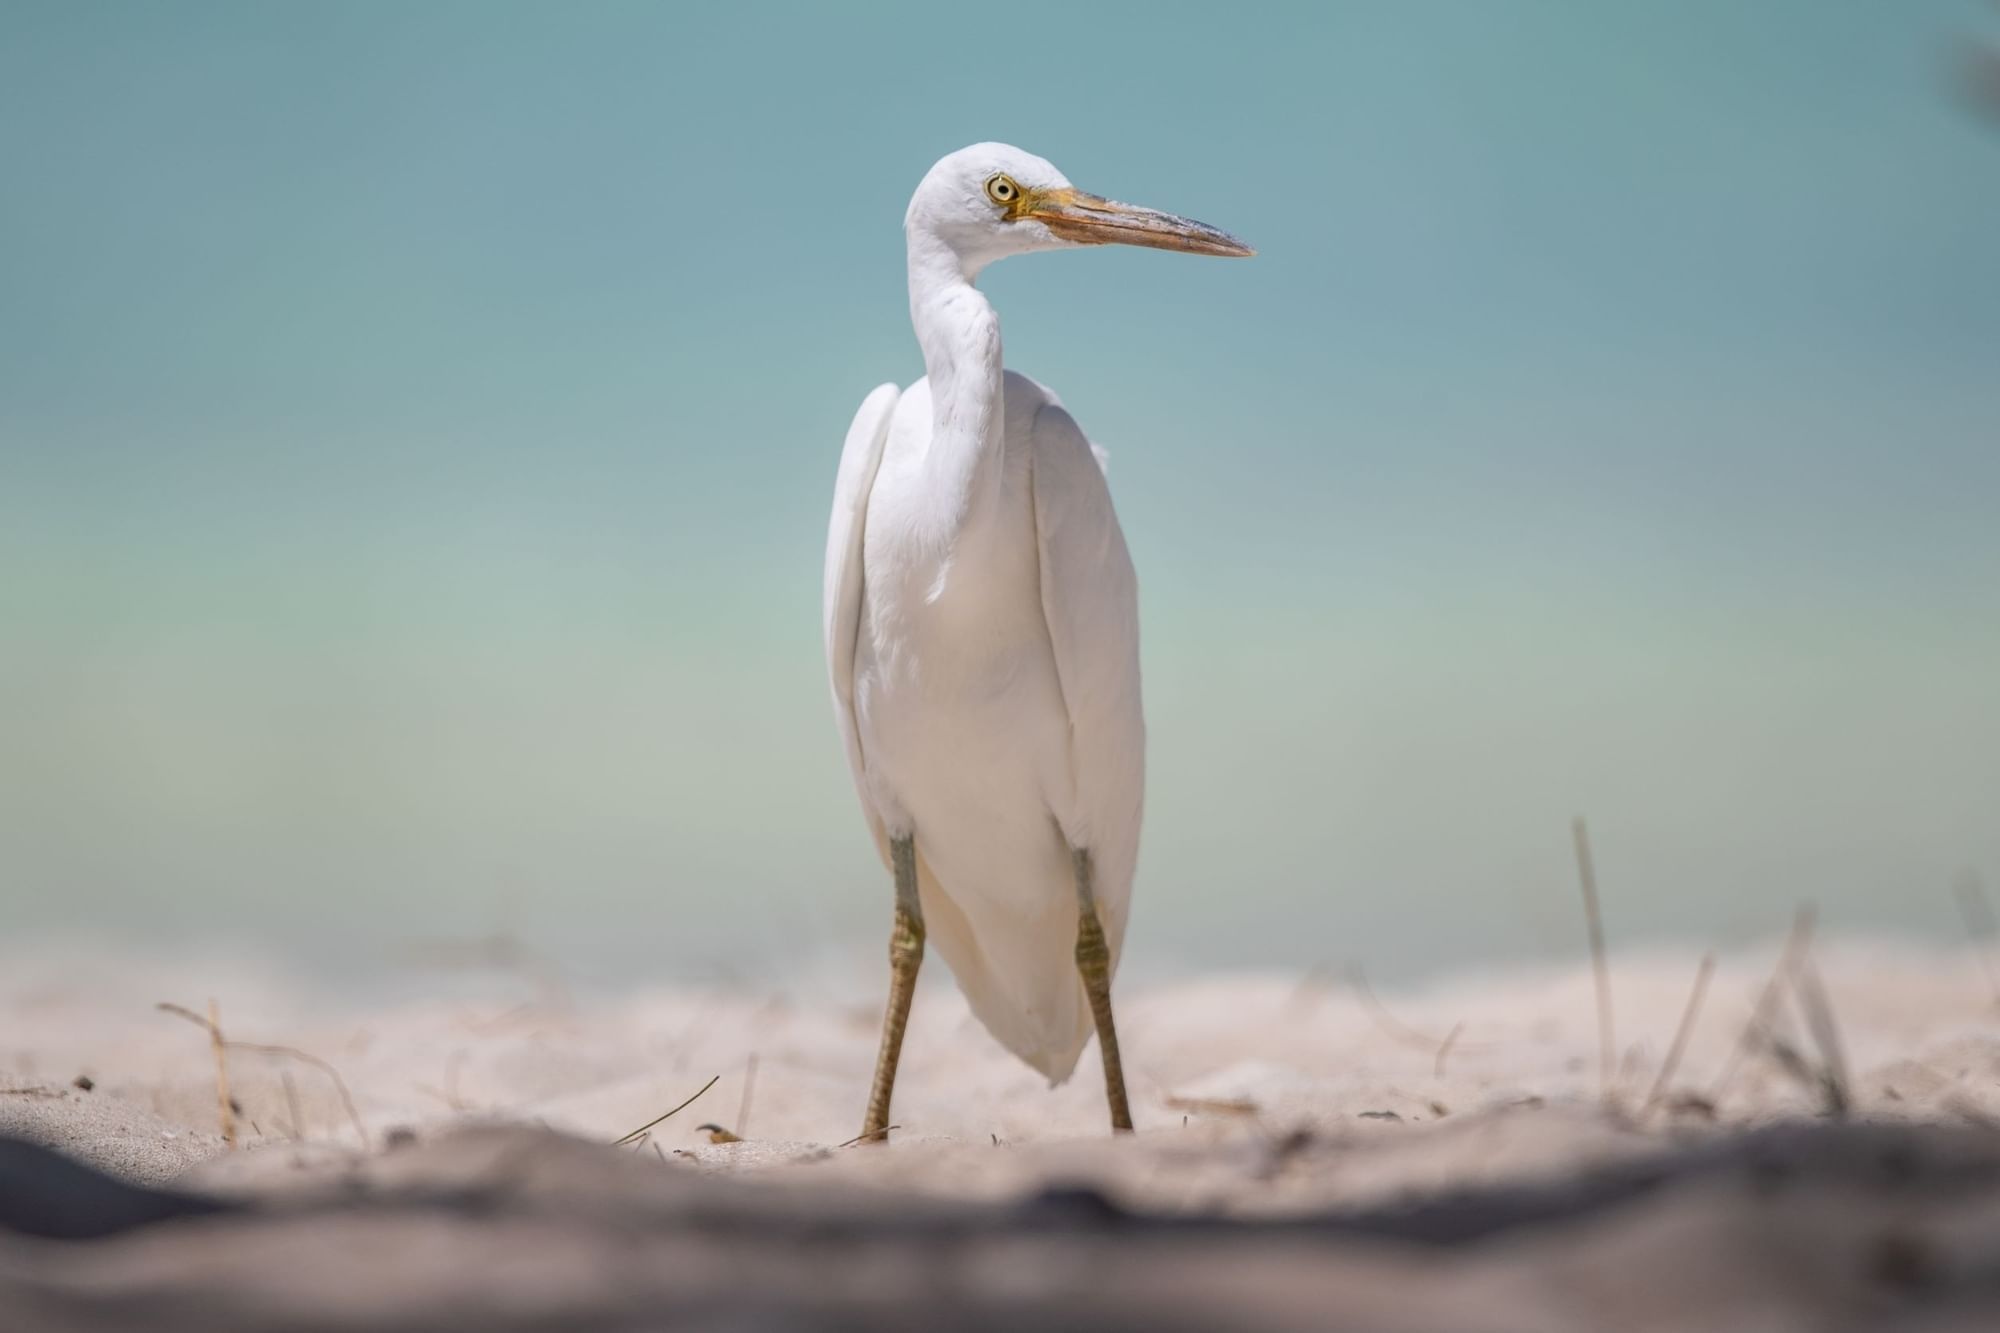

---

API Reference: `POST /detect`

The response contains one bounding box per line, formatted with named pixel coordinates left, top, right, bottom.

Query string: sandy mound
left=5, top=1113, right=2000, bottom=1332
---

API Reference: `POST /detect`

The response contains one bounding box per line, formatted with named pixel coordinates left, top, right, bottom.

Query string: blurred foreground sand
left=4, top=937, right=2000, bottom=1330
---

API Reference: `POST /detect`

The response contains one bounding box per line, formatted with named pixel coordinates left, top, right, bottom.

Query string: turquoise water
left=2, top=2, right=1996, bottom=983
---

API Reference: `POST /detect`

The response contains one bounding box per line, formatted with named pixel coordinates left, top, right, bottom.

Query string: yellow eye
left=984, top=173, right=1021, bottom=206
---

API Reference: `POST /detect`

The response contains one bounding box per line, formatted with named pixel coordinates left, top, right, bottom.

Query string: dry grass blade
left=445, top=1050, right=468, bottom=1110
left=157, top=1001, right=235, bottom=1147
left=839, top=1125, right=899, bottom=1148
left=1571, top=817, right=1616, bottom=1105
left=158, top=1002, right=372, bottom=1149
left=415, top=1052, right=474, bottom=1114
left=1752, top=1020, right=1820, bottom=1093
left=614, top=1075, right=720, bottom=1146
left=1712, top=905, right=1815, bottom=1102
left=1792, top=950, right=1851, bottom=1118
left=1347, top=966, right=1487, bottom=1061
left=230, top=1041, right=371, bottom=1148
left=206, top=999, right=235, bottom=1148
left=1433, top=1021, right=1465, bottom=1079
left=1642, top=953, right=1715, bottom=1114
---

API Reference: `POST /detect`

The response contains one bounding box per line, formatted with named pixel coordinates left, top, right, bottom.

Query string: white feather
left=823, top=143, right=1209, bottom=1083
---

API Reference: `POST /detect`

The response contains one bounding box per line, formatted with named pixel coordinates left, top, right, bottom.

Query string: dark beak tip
left=1200, top=228, right=1255, bottom=258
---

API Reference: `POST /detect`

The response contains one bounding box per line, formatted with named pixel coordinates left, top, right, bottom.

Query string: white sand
left=4, top=934, right=1997, bottom=1207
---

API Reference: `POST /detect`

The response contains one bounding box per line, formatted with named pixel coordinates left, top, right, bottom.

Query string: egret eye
left=984, top=174, right=1020, bottom=206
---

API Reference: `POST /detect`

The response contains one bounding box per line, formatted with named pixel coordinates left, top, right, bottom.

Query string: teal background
left=3, top=1, right=1996, bottom=983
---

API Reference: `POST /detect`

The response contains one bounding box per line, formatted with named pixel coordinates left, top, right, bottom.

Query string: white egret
left=824, top=143, right=1252, bottom=1141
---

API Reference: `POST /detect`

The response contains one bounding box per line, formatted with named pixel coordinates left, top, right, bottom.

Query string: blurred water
left=2, top=1, right=1995, bottom=986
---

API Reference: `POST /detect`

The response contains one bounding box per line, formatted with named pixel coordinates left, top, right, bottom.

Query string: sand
left=4, top=934, right=2000, bottom=1329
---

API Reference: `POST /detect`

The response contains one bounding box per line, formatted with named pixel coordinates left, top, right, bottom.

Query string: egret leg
left=1072, top=847, right=1134, bottom=1132
left=861, top=835, right=924, bottom=1145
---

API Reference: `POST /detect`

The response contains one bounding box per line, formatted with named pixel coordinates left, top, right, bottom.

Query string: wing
left=823, top=382, right=902, bottom=855
left=1029, top=399, right=1146, bottom=952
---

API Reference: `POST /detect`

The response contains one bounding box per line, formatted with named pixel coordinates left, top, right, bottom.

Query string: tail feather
left=914, top=848, right=1094, bottom=1085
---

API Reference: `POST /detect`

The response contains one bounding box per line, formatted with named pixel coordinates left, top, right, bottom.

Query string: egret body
left=823, top=144, right=1251, bottom=1140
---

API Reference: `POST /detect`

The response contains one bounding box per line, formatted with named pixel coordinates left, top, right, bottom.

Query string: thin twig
left=1711, top=905, right=1816, bottom=1101
left=613, top=1075, right=720, bottom=1146
left=1642, top=953, right=1715, bottom=1113
left=1572, top=817, right=1616, bottom=1105
left=281, top=1071, right=303, bottom=1143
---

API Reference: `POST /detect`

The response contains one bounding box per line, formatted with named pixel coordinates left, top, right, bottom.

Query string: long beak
left=1025, top=188, right=1254, bottom=258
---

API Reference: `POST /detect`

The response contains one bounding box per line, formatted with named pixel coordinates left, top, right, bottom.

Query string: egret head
left=906, top=142, right=1253, bottom=278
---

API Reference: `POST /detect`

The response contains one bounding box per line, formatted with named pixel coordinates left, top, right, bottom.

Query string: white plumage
left=824, top=143, right=1249, bottom=1103
left=827, top=370, right=1141, bottom=1079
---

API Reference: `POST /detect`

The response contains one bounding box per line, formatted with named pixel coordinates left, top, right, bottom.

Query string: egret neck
left=906, top=225, right=1005, bottom=537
